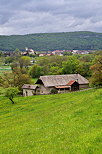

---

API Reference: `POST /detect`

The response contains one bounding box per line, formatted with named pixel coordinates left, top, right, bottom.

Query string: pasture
left=0, top=89, right=102, bottom=153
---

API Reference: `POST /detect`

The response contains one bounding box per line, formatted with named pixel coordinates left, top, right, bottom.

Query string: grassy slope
left=0, top=89, right=102, bottom=153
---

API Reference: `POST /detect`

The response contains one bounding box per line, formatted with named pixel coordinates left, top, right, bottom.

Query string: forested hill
left=0, top=31, right=102, bottom=51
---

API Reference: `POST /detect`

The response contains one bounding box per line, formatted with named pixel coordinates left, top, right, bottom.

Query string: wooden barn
left=22, top=74, right=89, bottom=96
left=35, top=74, right=89, bottom=94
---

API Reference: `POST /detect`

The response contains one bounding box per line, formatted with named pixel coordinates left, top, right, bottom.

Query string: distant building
left=72, top=50, right=94, bottom=54
left=21, top=48, right=36, bottom=56
left=39, top=53, right=46, bottom=57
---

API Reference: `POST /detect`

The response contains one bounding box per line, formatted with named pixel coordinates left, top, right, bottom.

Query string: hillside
left=0, top=89, right=102, bottom=153
left=0, top=31, right=102, bottom=51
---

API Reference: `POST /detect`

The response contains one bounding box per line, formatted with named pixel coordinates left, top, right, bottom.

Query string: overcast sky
left=0, top=0, right=102, bottom=35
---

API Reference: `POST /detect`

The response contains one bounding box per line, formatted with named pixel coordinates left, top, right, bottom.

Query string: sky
left=0, top=0, right=102, bottom=35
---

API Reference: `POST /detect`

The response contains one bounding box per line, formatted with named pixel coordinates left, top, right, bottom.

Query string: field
left=0, top=65, right=11, bottom=75
left=0, top=89, right=102, bottom=153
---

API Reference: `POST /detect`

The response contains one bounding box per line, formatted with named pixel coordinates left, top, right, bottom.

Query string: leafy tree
left=79, top=54, right=94, bottom=62
left=11, top=48, right=21, bottom=61
left=19, top=56, right=31, bottom=69
left=62, top=56, right=79, bottom=74
left=5, top=56, right=13, bottom=64
left=63, top=51, right=72, bottom=56
left=90, top=55, right=102, bottom=86
left=0, top=68, right=31, bottom=91
left=0, top=87, right=5, bottom=95
left=0, top=50, right=3, bottom=57
left=0, top=57, right=5, bottom=65
left=37, top=55, right=67, bottom=75
left=5, top=87, right=19, bottom=104
left=94, top=50, right=102, bottom=56
left=29, top=64, right=43, bottom=78
left=12, top=67, right=31, bottom=91
left=49, top=66, right=62, bottom=75
left=77, top=62, right=92, bottom=77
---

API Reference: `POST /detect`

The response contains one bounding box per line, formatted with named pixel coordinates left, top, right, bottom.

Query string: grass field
left=0, top=65, right=11, bottom=74
left=0, top=89, right=102, bottom=153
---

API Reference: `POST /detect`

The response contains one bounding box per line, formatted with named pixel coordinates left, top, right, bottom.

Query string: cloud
left=0, top=0, right=102, bottom=35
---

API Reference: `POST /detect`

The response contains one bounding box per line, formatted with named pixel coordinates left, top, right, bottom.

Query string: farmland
left=0, top=88, right=102, bottom=153
left=0, top=66, right=11, bottom=74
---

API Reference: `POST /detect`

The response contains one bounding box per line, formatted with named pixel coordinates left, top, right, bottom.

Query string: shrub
left=50, top=88, right=58, bottom=94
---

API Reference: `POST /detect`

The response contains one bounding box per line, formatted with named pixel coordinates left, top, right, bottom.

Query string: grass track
left=0, top=89, right=102, bottom=153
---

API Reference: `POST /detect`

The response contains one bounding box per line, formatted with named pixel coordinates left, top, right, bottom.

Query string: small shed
left=22, top=84, right=38, bottom=96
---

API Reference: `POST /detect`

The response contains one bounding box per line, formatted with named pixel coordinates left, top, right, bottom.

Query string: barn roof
left=22, top=84, right=38, bottom=90
left=36, top=74, right=89, bottom=87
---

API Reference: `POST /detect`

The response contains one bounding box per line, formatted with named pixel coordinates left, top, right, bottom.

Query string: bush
left=50, top=88, right=58, bottom=94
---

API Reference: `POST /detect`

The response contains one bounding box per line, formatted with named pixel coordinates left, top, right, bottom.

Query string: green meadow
left=0, top=89, right=102, bottom=154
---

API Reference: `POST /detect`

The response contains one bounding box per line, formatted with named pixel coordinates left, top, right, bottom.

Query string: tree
left=63, top=51, right=72, bottom=56
left=0, top=50, right=3, bottom=57
left=90, top=55, right=102, bottom=86
left=62, top=56, right=79, bottom=74
left=5, top=87, right=19, bottom=104
left=19, top=56, right=31, bottom=69
left=11, top=48, right=21, bottom=61
left=5, top=56, right=13, bottom=64
left=36, top=55, right=67, bottom=75
left=29, top=64, right=43, bottom=78
left=79, top=54, right=94, bottom=62
left=94, top=50, right=102, bottom=56
left=77, top=62, right=92, bottom=77
left=49, top=66, right=62, bottom=75
left=0, top=68, right=31, bottom=91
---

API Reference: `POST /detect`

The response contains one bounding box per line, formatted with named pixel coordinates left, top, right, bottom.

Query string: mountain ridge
left=0, top=31, right=102, bottom=51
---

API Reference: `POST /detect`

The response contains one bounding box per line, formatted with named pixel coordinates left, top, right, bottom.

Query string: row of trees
left=29, top=54, right=93, bottom=77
